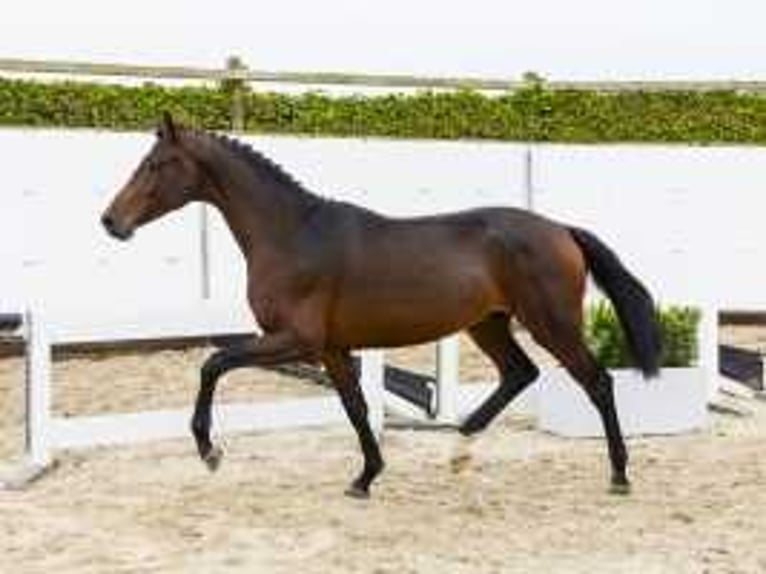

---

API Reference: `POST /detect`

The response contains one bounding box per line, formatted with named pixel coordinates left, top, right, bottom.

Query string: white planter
left=537, top=367, right=708, bottom=438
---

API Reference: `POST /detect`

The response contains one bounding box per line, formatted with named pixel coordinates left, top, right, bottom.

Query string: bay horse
left=101, top=113, right=661, bottom=497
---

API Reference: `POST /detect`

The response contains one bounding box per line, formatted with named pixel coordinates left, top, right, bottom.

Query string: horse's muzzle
left=101, top=214, right=134, bottom=241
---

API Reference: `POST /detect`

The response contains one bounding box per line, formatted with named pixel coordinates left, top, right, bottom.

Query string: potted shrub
left=538, top=302, right=709, bottom=437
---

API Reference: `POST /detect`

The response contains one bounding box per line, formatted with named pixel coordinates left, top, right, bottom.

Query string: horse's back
left=325, top=202, right=580, bottom=290
left=319, top=203, right=583, bottom=348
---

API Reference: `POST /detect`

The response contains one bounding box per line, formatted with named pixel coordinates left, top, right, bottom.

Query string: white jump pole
left=436, top=336, right=460, bottom=424
left=0, top=308, right=52, bottom=489
left=24, top=308, right=52, bottom=469
left=699, top=303, right=719, bottom=401
left=359, top=349, right=385, bottom=436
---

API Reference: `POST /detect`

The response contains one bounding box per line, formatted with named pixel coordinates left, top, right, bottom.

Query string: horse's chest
left=246, top=270, right=327, bottom=333
left=248, top=294, right=282, bottom=332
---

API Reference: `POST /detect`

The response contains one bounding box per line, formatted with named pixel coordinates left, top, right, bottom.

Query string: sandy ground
left=0, top=330, right=765, bottom=573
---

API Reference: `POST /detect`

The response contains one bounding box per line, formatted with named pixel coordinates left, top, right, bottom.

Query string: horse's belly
left=329, top=271, right=503, bottom=348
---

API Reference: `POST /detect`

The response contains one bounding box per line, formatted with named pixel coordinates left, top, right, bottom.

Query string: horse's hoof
left=203, top=445, right=224, bottom=473
left=609, top=481, right=631, bottom=496
left=344, top=484, right=370, bottom=500
left=458, top=417, right=485, bottom=437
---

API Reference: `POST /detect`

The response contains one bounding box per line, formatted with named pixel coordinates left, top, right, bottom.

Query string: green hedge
left=0, top=80, right=232, bottom=130
left=585, top=302, right=701, bottom=369
left=2, top=76, right=766, bottom=143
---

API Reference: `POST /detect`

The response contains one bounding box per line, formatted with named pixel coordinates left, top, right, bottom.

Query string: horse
left=101, top=113, right=662, bottom=498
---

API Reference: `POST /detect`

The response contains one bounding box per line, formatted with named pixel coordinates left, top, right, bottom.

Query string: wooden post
left=225, top=56, right=247, bottom=132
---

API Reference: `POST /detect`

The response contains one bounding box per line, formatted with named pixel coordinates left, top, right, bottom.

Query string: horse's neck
left=197, top=141, right=317, bottom=261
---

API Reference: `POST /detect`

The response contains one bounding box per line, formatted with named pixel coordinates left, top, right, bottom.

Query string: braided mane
left=192, top=129, right=313, bottom=196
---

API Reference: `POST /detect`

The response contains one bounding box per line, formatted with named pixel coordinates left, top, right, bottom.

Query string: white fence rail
left=6, top=57, right=766, bottom=93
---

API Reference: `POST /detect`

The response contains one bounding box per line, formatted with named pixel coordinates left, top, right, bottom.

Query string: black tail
left=569, top=227, right=662, bottom=378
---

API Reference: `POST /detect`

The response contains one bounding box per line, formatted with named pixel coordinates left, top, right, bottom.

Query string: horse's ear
left=158, top=112, right=178, bottom=143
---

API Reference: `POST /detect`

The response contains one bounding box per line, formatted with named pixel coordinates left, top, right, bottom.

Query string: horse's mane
left=189, top=129, right=313, bottom=197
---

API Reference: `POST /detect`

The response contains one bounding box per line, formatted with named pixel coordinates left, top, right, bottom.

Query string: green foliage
left=3, top=75, right=766, bottom=143
left=584, top=302, right=701, bottom=369
left=585, top=302, right=633, bottom=370
left=659, top=306, right=703, bottom=368
left=0, top=79, right=231, bottom=131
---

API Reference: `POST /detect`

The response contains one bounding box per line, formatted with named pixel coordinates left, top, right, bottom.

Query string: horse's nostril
left=101, top=214, right=132, bottom=240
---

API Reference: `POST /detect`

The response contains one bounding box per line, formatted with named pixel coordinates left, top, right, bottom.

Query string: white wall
left=3, top=128, right=766, bottom=341
left=534, top=145, right=766, bottom=308
left=1, top=130, right=202, bottom=310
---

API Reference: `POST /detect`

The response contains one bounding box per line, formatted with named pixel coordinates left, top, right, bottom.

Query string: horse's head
left=101, top=113, right=205, bottom=240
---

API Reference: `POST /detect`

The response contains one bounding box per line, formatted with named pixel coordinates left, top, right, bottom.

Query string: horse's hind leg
left=524, top=312, right=630, bottom=494
left=460, top=312, right=540, bottom=435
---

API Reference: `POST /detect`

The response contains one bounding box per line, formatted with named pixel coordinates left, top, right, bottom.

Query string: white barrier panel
left=14, top=309, right=386, bottom=468
left=538, top=368, right=709, bottom=438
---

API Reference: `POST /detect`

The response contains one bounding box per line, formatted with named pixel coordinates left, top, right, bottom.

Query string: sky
left=1, top=0, right=763, bottom=81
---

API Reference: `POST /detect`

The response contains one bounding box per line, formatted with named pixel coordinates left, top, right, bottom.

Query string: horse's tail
left=568, top=226, right=662, bottom=378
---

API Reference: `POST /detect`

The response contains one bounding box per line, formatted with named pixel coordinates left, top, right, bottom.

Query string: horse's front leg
left=322, top=350, right=384, bottom=499
left=191, top=332, right=311, bottom=471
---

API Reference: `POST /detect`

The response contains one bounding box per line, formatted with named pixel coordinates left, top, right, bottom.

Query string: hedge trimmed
left=2, top=76, right=766, bottom=143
